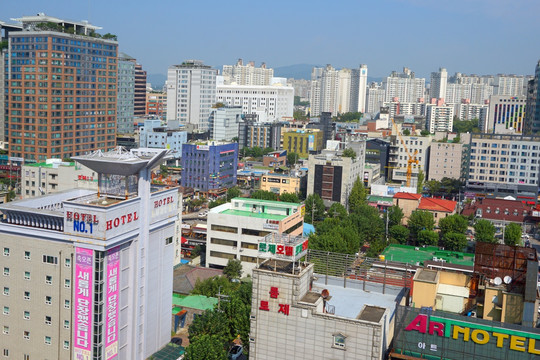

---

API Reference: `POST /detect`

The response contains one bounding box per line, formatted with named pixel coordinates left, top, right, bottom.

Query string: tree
left=309, top=224, right=360, bottom=254
left=209, top=198, right=226, bottom=208
left=231, top=136, right=239, bottom=143
left=279, top=192, right=300, bottom=203
left=366, top=238, right=387, bottom=258
left=348, top=177, right=367, bottom=213
left=334, top=112, right=362, bottom=122
left=226, top=187, right=241, bottom=201
left=387, top=205, right=404, bottom=227
left=453, top=118, right=480, bottom=134
left=474, top=219, right=497, bottom=243
left=293, top=110, right=308, bottom=121
left=416, top=170, right=425, bottom=194
left=504, top=223, right=522, bottom=246
left=407, top=210, right=435, bottom=239
left=442, top=232, right=468, bottom=251
left=327, top=203, right=348, bottom=220
left=425, top=180, right=441, bottom=196
left=350, top=205, right=385, bottom=244
left=389, top=225, right=410, bottom=244
left=185, top=334, right=228, bottom=360
left=250, top=190, right=278, bottom=201
left=160, top=164, right=169, bottom=176
left=438, top=214, right=468, bottom=236
left=223, top=259, right=242, bottom=280
left=403, top=129, right=411, bottom=136
left=420, top=129, right=430, bottom=136
left=304, top=193, right=325, bottom=223
left=342, top=148, right=356, bottom=160
left=287, top=152, right=299, bottom=166
left=263, top=147, right=275, bottom=155
left=417, top=230, right=439, bottom=246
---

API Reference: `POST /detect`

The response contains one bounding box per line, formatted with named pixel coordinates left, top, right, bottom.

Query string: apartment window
left=210, top=238, right=237, bottom=247
left=2, top=267, right=8, bottom=276
left=2, top=326, right=8, bottom=334
left=63, top=320, right=70, bottom=329
left=64, top=279, right=70, bottom=288
left=241, top=242, right=258, bottom=250
left=2, top=306, right=8, bottom=315
left=209, top=251, right=236, bottom=260
left=3, top=248, right=8, bottom=257
left=24, top=291, right=30, bottom=300
left=45, top=316, right=51, bottom=325
left=64, top=258, right=71, bottom=267
left=45, top=336, right=51, bottom=345
left=3, top=287, right=9, bottom=296
left=165, top=236, right=173, bottom=245
left=23, top=311, right=30, bottom=320
left=63, top=340, right=70, bottom=350
left=45, top=275, right=52, bottom=284
left=23, top=355, right=29, bottom=360
left=24, top=251, right=30, bottom=260
left=64, top=300, right=70, bottom=309
left=45, top=296, right=52, bottom=305
left=42, top=255, right=58, bottom=264
left=23, top=331, right=29, bottom=340
left=333, top=333, right=346, bottom=349
left=3, top=349, right=8, bottom=357
left=211, top=224, right=238, bottom=234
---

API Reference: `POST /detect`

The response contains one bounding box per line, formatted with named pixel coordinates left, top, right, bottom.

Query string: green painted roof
left=367, top=195, right=393, bottom=203
left=26, top=161, right=75, bottom=168
left=172, top=295, right=218, bottom=311
left=150, top=344, right=185, bottom=360
left=231, top=197, right=300, bottom=207
left=220, top=209, right=286, bottom=220
left=381, top=244, right=474, bottom=267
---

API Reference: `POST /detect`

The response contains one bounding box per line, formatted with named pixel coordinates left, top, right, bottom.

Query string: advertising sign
left=308, top=134, right=315, bottom=151
left=105, top=247, right=121, bottom=359
left=258, top=234, right=309, bottom=261
left=196, top=145, right=210, bottom=151
left=74, top=247, right=94, bottom=360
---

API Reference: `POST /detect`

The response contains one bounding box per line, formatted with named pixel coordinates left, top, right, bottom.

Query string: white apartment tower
left=366, top=82, right=386, bottom=114
left=356, top=64, right=368, bottom=113
left=320, top=64, right=340, bottom=115
left=384, top=68, right=426, bottom=103
left=166, top=60, right=217, bottom=131
left=426, top=104, right=455, bottom=133
left=222, top=59, right=274, bottom=86
left=337, top=68, right=352, bottom=114
left=309, top=68, right=323, bottom=116
left=430, top=67, right=448, bottom=101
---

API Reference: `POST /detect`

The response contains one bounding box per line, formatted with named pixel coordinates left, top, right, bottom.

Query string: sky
left=3, top=0, right=540, bottom=79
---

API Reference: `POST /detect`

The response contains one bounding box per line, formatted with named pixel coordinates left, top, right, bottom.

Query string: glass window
left=23, top=311, right=30, bottom=320
left=63, top=340, right=69, bottom=350
left=2, top=306, right=8, bottom=315
left=24, top=271, right=30, bottom=280
left=45, top=316, right=51, bottom=325
left=23, top=331, right=29, bottom=340
left=2, top=268, right=8, bottom=276
left=45, top=275, right=52, bottom=284
left=2, top=326, right=8, bottom=334
left=24, top=291, right=30, bottom=300
left=3, top=287, right=9, bottom=296
left=3, top=248, right=9, bottom=257
left=45, top=336, right=51, bottom=345
left=24, top=251, right=30, bottom=260
left=333, top=334, right=346, bottom=349
left=45, top=296, right=52, bottom=305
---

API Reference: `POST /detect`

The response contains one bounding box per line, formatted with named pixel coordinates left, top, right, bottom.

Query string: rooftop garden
left=34, top=22, right=117, bottom=41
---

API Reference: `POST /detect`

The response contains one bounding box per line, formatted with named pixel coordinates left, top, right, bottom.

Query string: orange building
left=146, top=91, right=167, bottom=116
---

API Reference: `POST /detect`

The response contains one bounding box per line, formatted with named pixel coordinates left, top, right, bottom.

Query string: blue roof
left=303, top=223, right=315, bottom=236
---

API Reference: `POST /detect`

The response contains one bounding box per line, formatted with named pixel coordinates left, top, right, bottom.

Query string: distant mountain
left=274, top=64, right=383, bottom=83
left=147, top=73, right=167, bottom=90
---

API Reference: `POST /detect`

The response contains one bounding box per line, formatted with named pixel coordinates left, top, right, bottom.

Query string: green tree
left=251, top=190, right=278, bottom=201
left=223, top=259, right=243, bottom=280
left=334, top=112, right=363, bottom=122
left=226, top=187, right=241, bottom=201
left=416, top=170, right=425, bottom=194
left=327, top=202, right=348, bottom=220
left=504, top=223, right=522, bottom=246
left=293, top=110, right=308, bottom=121
left=350, top=205, right=385, bottom=244
left=425, top=180, right=441, bottom=196
left=279, top=192, right=300, bottom=203
left=263, top=147, right=275, bottom=155
left=438, top=214, right=468, bottom=236
left=453, top=118, right=480, bottom=133
left=309, top=225, right=359, bottom=254
left=387, top=205, right=404, bottom=227
left=188, top=309, right=229, bottom=342
left=366, top=238, right=387, bottom=258
left=304, top=193, right=325, bottom=223
left=442, top=232, right=468, bottom=251
left=407, top=210, right=435, bottom=239
left=474, top=219, right=497, bottom=243
left=348, top=177, right=367, bottom=213
left=403, top=129, right=411, bottom=136
left=389, top=225, right=410, bottom=244
left=287, top=152, right=299, bottom=166
left=192, top=276, right=232, bottom=298
left=160, top=164, right=169, bottom=176
left=420, top=129, right=430, bottom=136
left=185, top=334, right=227, bottom=360
left=251, top=146, right=264, bottom=158
left=342, top=148, right=356, bottom=160
left=417, top=230, right=439, bottom=246
left=209, top=198, right=226, bottom=208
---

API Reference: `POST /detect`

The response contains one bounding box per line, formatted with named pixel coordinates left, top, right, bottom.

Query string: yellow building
left=260, top=174, right=300, bottom=195
left=282, top=130, right=323, bottom=158
left=412, top=269, right=471, bottom=313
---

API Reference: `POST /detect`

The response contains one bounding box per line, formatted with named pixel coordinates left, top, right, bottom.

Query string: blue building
left=181, top=141, right=238, bottom=193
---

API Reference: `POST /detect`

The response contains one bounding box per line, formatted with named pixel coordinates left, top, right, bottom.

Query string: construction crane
left=391, top=118, right=419, bottom=188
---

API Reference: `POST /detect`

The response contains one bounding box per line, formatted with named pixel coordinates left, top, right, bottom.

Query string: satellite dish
left=494, top=277, right=502, bottom=286
left=503, top=276, right=512, bottom=284
left=492, top=295, right=499, bottom=304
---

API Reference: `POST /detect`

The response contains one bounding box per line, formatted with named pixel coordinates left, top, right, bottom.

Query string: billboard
left=105, top=246, right=121, bottom=359
left=308, top=134, right=315, bottom=151
left=74, top=247, right=94, bottom=360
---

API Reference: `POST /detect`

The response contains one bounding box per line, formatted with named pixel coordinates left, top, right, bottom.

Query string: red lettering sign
left=66, top=212, right=98, bottom=224
left=154, top=196, right=174, bottom=209
left=276, top=244, right=285, bottom=255
left=405, top=314, right=428, bottom=334
left=269, top=287, right=279, bottom=299
left=278, top=304, right=290, bottom=316
left=285, top=246, right=293, bottom=256
left=259, top=300, right=269, bottom=311
left=105, top=212, right=139, bottom=231
left=302, top=240, right=309, bottom=251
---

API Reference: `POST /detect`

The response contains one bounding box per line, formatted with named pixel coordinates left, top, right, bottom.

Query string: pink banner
left=74, top=247, right=94, bottom=360
left=105, top=247, right=121, bottom=359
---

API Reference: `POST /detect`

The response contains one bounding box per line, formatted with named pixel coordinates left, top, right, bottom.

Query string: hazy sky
left=3, top=0, right=540, bottom=78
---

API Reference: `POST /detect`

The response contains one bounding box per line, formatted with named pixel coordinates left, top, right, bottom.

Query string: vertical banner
left=105, top=247, right=121, bottom=359
left=74, top=247, right=94, bottom=360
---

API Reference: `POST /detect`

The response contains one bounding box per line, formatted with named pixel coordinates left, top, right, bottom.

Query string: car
left=228, top=345, right=243, bottom=360
left=198, top=212, right=207, bottom=218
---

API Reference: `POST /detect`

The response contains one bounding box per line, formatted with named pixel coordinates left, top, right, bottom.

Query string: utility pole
left=311, top=196, right=315, bottom=224
left=385, top=208, right=389, bottom=243
left=216, top=286, right=229, bottom=311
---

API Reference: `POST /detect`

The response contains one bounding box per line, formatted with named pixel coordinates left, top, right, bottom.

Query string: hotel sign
left=258, top=237, right=308, bottom=261
left=74, top=247, right=94, bottom=360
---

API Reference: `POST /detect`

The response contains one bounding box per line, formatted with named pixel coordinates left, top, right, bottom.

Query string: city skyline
left=3, top=0, right=540, bottom=79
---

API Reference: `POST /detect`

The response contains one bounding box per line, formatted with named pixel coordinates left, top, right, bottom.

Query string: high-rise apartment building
left=349, top=64, right=368, bottom=113
left=430, top=67, right=448, bottom=101
left=337, top=68, right=351, bottom=114
left=309, top=67, right=323, bottom=116
left=222, top=59, right=273, bottom=86
left=134, top=63, right=147, bottom=116
left=426, top=103, right=454, bottom=133
left=117, top=53, right=135, bottom=134
left=384, top=68, right=426, bottom=103
left=239, top=121, right=282, bottom=150
left=146, top=91, right=167, bottom=117
left=388, top=134, right=431, bottom=186
left=208, top=106, right=242, bottom=141
left=166, top=60, right=217, bottom=131
left=494, top=74, right=527, bottom=96
left=525, top=60, right=540, bottom=133
left=0, top=148, right=178, bottom=360
left=4, top=14, right=118, bottom=161
left=320, top=64, right=340, bottom=115
left=485, top=95, right=527, bottom=134
left=366, top=82, right=386, bottom=114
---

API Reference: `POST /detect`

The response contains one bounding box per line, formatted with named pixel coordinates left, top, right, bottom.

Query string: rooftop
left=419, top=197, right=457, bottom=212
left=219, top=209, right=286, bottom=220
left=393, top=192, right=422, bottom=200
left=171, top=295, right=218, bottom=311
left=381, top=244, right=475, bottom=267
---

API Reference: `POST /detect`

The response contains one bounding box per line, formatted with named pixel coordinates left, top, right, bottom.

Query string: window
left=45, top=275, right=52, bottom=284
left=2, top=306, right=8, bottom=315
left=63, top=340, right=69, bottom=350
left=241, top=242, right=258, bottom=250
left=2, top=268, right=8, bottom=276
left=23, top=355, right=29, bottom=360
left=2, top=326, right=8, bottom=334
left=3, top=287, right=9, bottom=296
left=24, top=251, right=30, bottom=260
left=64, top=279, right=70, bottom=288
left=45, top=336, right=51, bottom=345
left=165, top=236, right=173, bottom=245
left=63, top=320, right=70, bottom=329
left=24, top=291, right=30, bottom=300
left=3, top=248, right=8, bottom=257
left=45, top=296, right=52, bottom=305
left=64, top=258, right=71, bottom=267
left=42, top=255, right=58, bottom=264
left=24, top=271, right=30, bottom=280
left=23, top=311, right=30, bottom=320
left=211, top=224, right=238, bottom=233
left=210, top=238, right=237, bottom=247
left=23, top=331, right=29, bottom=340
left=3, top=349, right=8, bottom=357
left=333, top=333, right=346, bottom=349
left=64, top=300, right=70, bottom=309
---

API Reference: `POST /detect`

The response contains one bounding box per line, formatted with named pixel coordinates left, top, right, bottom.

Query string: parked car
left=228, top=345, right=243, bottom=360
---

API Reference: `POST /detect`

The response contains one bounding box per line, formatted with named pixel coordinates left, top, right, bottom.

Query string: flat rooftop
left=220, top=209, right=286, bottom=220
left=381, top=244, right=474, bottom=267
